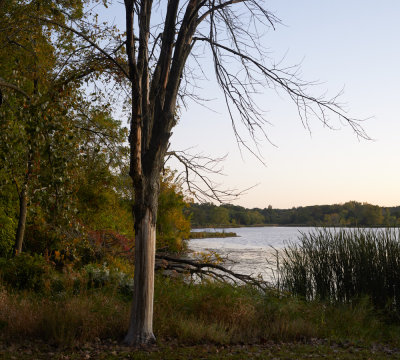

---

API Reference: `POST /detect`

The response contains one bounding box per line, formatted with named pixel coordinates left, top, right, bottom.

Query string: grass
left=1, top=275, right=400, bottom=348
left=3, top=227, right=400, bottom=356
left=280, top=227, right=400, bottom=316
left=0, top=288, right=130, bottom=346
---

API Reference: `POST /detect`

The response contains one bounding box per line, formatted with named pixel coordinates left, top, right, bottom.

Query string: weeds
left=1, top=276, right=399, bottom=347
left=280, top=228, right=400, bottom=316
left=3, top=228, right=400, bottom=347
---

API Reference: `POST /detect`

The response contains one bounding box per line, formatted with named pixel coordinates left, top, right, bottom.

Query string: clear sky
left=101, top=1, right=400, bottom=209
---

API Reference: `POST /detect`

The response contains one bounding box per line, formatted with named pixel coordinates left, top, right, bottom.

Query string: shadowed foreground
left=1, top=340, right=400, bottom=360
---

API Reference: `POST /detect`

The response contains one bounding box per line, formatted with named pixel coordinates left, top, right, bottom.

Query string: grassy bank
left=1, top=276, right=400, bottom=348
left=3, top=228, right=400, bottom=358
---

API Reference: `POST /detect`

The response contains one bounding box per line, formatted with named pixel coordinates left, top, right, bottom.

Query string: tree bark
left=124, top=191, right=158, bottom=345
left=14, top=184, right=28, bottom=254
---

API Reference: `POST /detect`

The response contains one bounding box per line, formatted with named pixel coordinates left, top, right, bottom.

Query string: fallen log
left=155, top=253, right=269, bottom=291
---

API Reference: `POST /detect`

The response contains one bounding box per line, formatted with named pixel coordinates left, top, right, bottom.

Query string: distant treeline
left=188, top=201, right=400, bottom=227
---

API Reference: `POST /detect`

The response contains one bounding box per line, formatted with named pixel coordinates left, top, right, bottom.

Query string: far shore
left=191, top=224, right=398, bottom=229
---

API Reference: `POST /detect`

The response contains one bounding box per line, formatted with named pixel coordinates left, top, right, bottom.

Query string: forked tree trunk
left=14, top=184, right=28, bottom=254
left=123, top=0, right=198, bottom=345
left=124, top=182, right=159, bottom=345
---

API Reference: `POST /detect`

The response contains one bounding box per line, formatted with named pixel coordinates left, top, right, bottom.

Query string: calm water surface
left=188, top=226, right=314, bottom=281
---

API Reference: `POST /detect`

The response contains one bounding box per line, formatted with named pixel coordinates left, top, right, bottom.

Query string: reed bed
left=280, top=228, right=400, bottom=315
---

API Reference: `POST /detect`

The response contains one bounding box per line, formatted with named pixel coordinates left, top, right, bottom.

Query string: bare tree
left=38, top=0, right=368, bottom=346
left=165, top=149, right=251, bottom=203
left=122, top=0, right=369, bottom=345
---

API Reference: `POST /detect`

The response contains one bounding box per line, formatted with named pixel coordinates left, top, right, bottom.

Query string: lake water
left=188, top=226, right=314, bottom=281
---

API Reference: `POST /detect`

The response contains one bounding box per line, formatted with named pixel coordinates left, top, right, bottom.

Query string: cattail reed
left=280, top=228, right=400, bottom=314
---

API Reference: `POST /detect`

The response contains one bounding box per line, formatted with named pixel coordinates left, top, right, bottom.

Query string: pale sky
left=100, top=1, right=400, bottom=209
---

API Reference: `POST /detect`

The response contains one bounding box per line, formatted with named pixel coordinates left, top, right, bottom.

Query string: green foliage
left=154, top=277, right=397, bottom=345
left=0, top=253, right=50, bottom=291
left=84, top=262, right=134, bottom=297
left=189, top=231, right=237, bottom=239
left=0, top=0, right=131, bottom=254
left=0, top=1, right=194, bottom=264
left=1, top=273, right=400, bottom=347
left=157, top=169, right=191, bottom=253
left=23, top=220, right=62, bottom=254
left=189, top=201, right=400, bottom=227
left=189, top=203, right=265, bottom=227
left=0, top=210, right=16, bottom=257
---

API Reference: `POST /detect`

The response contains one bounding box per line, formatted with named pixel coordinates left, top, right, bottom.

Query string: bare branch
left=194, top=36, right=370, bottom=140
left=165, top=149, right=254, bottom=203
left=36, top=16, right=130, bottom=79
left=197, top=0, right=246, bottom=25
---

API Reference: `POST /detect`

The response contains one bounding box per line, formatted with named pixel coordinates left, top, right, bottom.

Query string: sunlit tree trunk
left=124, top=204, right=157, bottom=344
left=124, top=156, right=161, bottom=344
left=122, top=0, right=201, bottom=345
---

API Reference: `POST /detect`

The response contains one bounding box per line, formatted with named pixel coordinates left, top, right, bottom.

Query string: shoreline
left=188, top=231, right=238, bottom=239
left=191, top=224, right=399, bottom=229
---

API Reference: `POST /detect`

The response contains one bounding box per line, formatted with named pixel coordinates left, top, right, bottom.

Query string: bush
left=0, top=253, right=51, bottom=291
left=87, top=230, right=133, bottom=263
left=50, top=235, right=100, bottom=269
left=0, top=275, right=399, bottom=346
left=0, top=212, right=16, bottom=257
left=24, top=222, right=63, bottom=254
left=84, top=263, right=134, bottom=296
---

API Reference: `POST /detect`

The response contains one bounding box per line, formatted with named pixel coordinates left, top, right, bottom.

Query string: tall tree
left=37, top=0, right=368, bottom=345
left=0, top=0, right=122, bottom=253
left=0, top=0, right=61, bottom=253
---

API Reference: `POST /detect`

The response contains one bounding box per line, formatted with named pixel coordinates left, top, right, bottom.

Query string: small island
left=189, top=231, right=238, bottom=239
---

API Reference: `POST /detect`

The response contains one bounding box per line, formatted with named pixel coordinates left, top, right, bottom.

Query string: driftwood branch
left=155, top=253, right=269, bottom=291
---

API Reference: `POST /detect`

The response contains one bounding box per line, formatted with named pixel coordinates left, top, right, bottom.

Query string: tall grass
left=0, top=289, right=130, bottom=346
left=2, top=276, right=398, bottom=346
left=3, top=230, right=400, bottom=347
left=280, top=228, right=400, bottom=315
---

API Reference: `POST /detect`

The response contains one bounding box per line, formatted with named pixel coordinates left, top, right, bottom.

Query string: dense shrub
left=87, top=230, right=133, bottom=262
left=0, top=253, right=50, bottom=291
left=156, top=170, right=191, bottom=253
left=24, top=222, right=63, bottom=254
left=0, top=212, right=16, bottom=257
left=84, top=263, right=134, bottom=296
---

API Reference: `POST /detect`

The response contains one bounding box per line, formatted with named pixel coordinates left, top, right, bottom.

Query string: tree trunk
left=124, top=197, right=157, bottom=345
left=14, top=184, right=28, bottom=254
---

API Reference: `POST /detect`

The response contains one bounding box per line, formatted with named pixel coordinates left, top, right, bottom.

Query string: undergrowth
left=1, top=275, right=399, bottom=347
